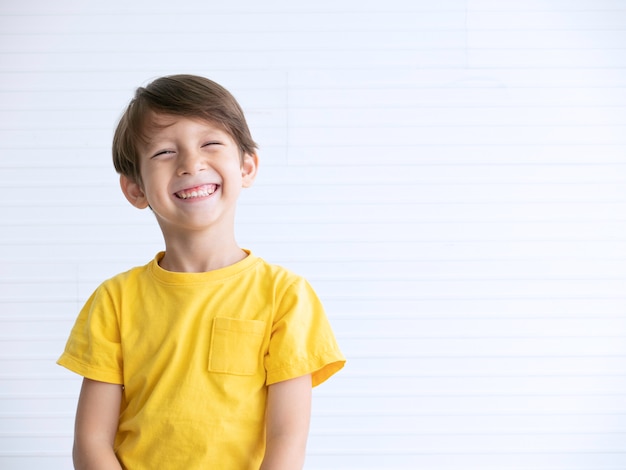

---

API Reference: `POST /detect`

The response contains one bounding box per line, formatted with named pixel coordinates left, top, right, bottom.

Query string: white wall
left=1, top=1, right=626, bottom=468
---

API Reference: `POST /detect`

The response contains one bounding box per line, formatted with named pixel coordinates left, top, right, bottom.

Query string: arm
left=260, top=374, right=312, bottom=470
left=73, top=378, right=123, bottom=470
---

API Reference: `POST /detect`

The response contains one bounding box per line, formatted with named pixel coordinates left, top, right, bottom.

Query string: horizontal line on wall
left=334, top=334, right=626, bottom=339
left=283, top=91, right=626, bottom=97
left=4, top=86, right=626, bottom=91
left=0, top=432, right=72, bottom=438
left=0, top=451, right=620, bottom=463
left=331, top=373, right=626, bottom=379
left=4, top=213, right=626, bottom=220
left=2, top=8, right=626, bottom=14
left=342, top=354, right=626, bottom=359
left=0, top=394, right=87, bottom=400
left=306, top=449, right=626, bottom=456
left=2, top=26, right=626, bottom=34
left=3, top=202, right=626, bottom=210
left=319, top=295, right=626, bottom=302
left=3, top=392, right=626, bottom=400
left=0, top=162, right=626, bottom=170
left=3, top=354, right=626, bottom=361
left=0, top=299, right=78, bottom=304
left=3, top=410, right=625, bottom=418
left=4, top=65, right=626, bottom=73
left=3, top=182, right=626, bottom=189
left=2, top=257, right=626, bottom=266
left=5, top=334, right=626, bottom=341
left=2, top=66, right=626, bottom=80
left=314, top=390, right=626, bottom=397
left=1, top=11, right=473, bottom=17
left=11, top=430, right=626, bottom=440
left=5, top=373, right=626, bottom=380
left=2, top=21, right=626, bottom=28
left=2, top=297, right=626, bottom=306
left=466, top=65, right=626, bottom=70
left=5, top=46, right=626, bottom=54
left=3, top=142, right=626, bottom=149
left=0, top=376, right=77, bottom=380
left=2, top=27, right=626, bottom=34
left=309, top=430, right=626, bottom=437
left=6, top=123, right=626, bottom=131
left=1, top=238, right=625, bottom=245
left=0, top=412, right=72, bottom=418
left=313, top=410, right=626, bottom=417
left=470, top=8, right=626, bottom=12
left=4, top=410, right=626, bottom=420
left=4, top=314, right=626, bottom=321
left=3, top=295, right=626, bottom=303
left=0, top=451, right=67, bottom=457
left=4, top=96, right=626, bottom=106
left=2, top=277, right=625, bottom=284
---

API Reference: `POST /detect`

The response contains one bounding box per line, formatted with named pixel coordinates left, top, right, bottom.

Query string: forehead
left=141, top=111, right=228, bottom=138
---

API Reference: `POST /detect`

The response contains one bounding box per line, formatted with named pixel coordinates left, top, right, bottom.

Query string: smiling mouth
left=175, top=184, right=218, bottom=199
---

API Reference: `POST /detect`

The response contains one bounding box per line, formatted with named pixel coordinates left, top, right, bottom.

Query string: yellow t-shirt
left=57, top=251, right=345, bottom=469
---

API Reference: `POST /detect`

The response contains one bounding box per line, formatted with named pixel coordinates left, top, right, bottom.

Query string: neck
left=159, top=235, right=247, bottom=273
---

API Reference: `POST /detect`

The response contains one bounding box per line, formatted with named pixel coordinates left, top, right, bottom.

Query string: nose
left=177, top=148, right=207, bottom=176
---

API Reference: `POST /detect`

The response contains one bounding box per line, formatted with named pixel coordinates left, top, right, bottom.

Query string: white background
left=1, top=0, right=626, bottom=469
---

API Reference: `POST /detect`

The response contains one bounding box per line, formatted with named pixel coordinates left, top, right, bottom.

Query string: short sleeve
left=57, top=284, right=124, bottom=384
left=264, top=277, right=345, bottom=387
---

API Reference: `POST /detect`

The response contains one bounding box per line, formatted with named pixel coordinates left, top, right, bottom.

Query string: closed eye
left=151, top=149, right=175, bottom=158
left=202, top=141, right=222, bottom=148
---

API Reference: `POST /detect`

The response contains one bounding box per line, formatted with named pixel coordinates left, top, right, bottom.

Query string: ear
left=241, top=152, right=259, bottom=188
left=120, top=174, right=150, bottom=209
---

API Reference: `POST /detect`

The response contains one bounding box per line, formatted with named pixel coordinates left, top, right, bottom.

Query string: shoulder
left=247, top=256, right=323, bottom=311
left=248, top=255, right=308, bottom=290
left=91, top=257, right=155, bottom=295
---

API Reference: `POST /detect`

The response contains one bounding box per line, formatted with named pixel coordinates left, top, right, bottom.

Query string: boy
left=57, top=74, right=345, bottom=469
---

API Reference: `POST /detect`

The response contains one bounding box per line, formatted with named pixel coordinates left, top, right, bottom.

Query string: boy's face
left=120, top=113, right=257, bottom=238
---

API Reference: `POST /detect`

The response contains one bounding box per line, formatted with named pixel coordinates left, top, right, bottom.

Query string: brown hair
left=112, top=74, right=258, bottom=185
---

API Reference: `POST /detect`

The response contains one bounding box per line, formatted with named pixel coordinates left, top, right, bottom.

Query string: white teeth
left=176, top=185, right=216, bottom=199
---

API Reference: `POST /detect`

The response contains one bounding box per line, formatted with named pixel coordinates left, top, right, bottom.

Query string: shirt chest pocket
left=208, top=317, right=266, bottom=376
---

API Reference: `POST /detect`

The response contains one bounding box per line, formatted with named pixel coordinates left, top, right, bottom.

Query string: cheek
left=140, top=165, right=167, bottom=189
left=139, top=178, right=164, bottom=204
